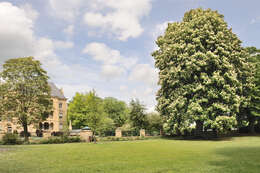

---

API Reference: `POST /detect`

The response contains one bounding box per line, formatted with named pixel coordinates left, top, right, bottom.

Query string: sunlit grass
left=1, top=137, right=260, bottom=173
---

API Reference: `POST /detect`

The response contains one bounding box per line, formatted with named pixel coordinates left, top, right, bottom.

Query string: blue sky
left=0, top=0, right=259, bottom=111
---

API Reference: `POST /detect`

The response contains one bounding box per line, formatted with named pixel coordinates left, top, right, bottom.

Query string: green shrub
left=2, top=133, right=22, bottom=145
left=206, top=116, right=237, bottom=135
left=98, top=136, right=160, bottom=142
left=38, top=136, right=81, bottom=144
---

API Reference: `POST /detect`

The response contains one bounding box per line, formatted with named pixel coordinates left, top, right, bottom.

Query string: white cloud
left=82, top=42, right=121, bottom=64
left=0, top=2, right=36, bottom=62
left=250, top=17, right=260, bottom=24
left=63, top=25, right=74, bottom=36
left=48, top=0, right=84, bottom=21
left=48, top=0, right=152, bottom=40
left=128, top=87, right=157, bottom=113
left=152, top=21, right=172, bottom=39
left=54, top=41, right=74, bottom=49
left=57, top=84, right=91, bottom=100
left=20, top=3, right=39, bottom=21
left=129, top=64, right=158, bottom=87
left=121, top=58, right=138, bottom=69
left=101, top=65, right=125, bottom=79
left=150, top=21, right=173, bottom=52
left=0, top=2, right=97, bottom=100
left=82, top=42, right=136, bottom=79
left=83, top=0, right=152, bottom=41
left=119, top=85, right=128, bottom=92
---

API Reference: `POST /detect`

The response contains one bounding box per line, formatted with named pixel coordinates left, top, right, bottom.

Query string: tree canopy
left=68, top=90, right=104, bottom=133
left=129, top=99, right=147, bottom=130
left=152, top=8, right=253, bottom=135
left=244, top=47, right=260, bottom=133
left=0, top=57, right=52, bottom=141
left=103, top=97, right=129, bottom=127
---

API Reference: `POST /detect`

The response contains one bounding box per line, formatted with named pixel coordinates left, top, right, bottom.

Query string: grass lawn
left=0, top=136, right=260, bottom=173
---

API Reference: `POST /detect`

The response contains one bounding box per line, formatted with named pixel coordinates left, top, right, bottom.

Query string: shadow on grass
left=161, top=133, right=260, bottom=142
left=160, top=136, right=234, bottom=142
left=208, top=146, right=260, bottom=173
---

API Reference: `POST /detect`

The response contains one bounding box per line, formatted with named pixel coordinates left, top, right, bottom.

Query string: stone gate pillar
left=115, top=128, right=122, bottom=137
left=140, top=129, right=145, bottom=137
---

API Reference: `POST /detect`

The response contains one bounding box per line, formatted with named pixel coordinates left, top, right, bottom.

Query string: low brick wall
left=80, top=130, right=93, bottom=142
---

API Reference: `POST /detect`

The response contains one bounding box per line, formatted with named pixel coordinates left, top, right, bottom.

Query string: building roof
left=48, top=82, right=66, bottom=99
left=82, top=126, right=91, bottom=130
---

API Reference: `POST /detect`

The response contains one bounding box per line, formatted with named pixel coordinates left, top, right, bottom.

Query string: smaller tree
left=84, top=91, right=104, bottom=142
left=68, top=92, right=89, bottom=129
left=129, top=99, right=148, bottom=130
left=68, top=90, right=104, bottom=142
left=98, top=117, right=116, bottom=136
left=103, top=97, right=129, bottom=127
left=245, top=47, right=260, bottom=133
left=147, top=112, right=163, bottom=135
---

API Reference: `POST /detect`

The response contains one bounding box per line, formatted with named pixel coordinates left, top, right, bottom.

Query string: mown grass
left=0, top=136, right=260, bottom=173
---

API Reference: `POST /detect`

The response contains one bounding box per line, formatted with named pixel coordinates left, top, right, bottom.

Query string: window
left=59, top=112, right=63, bottom=119
left=49, top=111, right=53, bottom=119
left=7, top=117, right=12, bottom=122
left=39, top=123, right=43, bottom=130
left=50, top=123, right=54, bottom=130
left=44, top=122, right=49, bottom=130
left=59, top=103, right=62, bottom=109
left=59, top=122, right=63, bottom=130
left=7, top=126, right=12, bottom=133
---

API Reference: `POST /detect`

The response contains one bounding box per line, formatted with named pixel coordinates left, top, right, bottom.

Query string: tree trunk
left=23, top=123, right=29, bottom=142
left=92, top=131, right=96, bottom=144
left=248, top=117, right=256, bottom=134
left=195, top=120, right=203, bottom=137
left=160, top=129, right=163, bottom=136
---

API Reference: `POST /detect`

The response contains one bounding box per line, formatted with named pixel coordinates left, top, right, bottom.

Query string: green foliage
left=103, top=97, right=129, bottom=127
left=98, top=117, right=116, bottom=136
left=68, top=92, right=89, bottom=129
left=235, top=47, right=260, bottom=133
left=146, top=112, right=163, bottom=135
left=205, top=116, right=237, bottom=134
left=98, top=136, right=158, bottom=142
left=2, top=137, right=260, bottom=173
left=247, top=48, right=260, bottom=114
left=129, top=99, right=148, bottom=130
left=0, top=57, right=52, bottom=141
left=122, top=129, right=139, bottom=136
left=2, top=133, right=22, bottom=145
left=68, top=90, right=104, bottom=136
left=39, top=136, right=81, bottom=144
left=152, top=8, right=252, bottom=135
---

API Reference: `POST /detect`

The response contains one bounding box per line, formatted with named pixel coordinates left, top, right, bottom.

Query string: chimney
left=60, top=88, right=64, bottom=95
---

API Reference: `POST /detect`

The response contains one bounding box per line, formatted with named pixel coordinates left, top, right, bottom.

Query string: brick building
left=0, top=82, right=67, bottom=138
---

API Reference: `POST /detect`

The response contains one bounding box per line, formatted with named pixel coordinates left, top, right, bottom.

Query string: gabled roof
left=48, top=82, right=66, bottom=99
